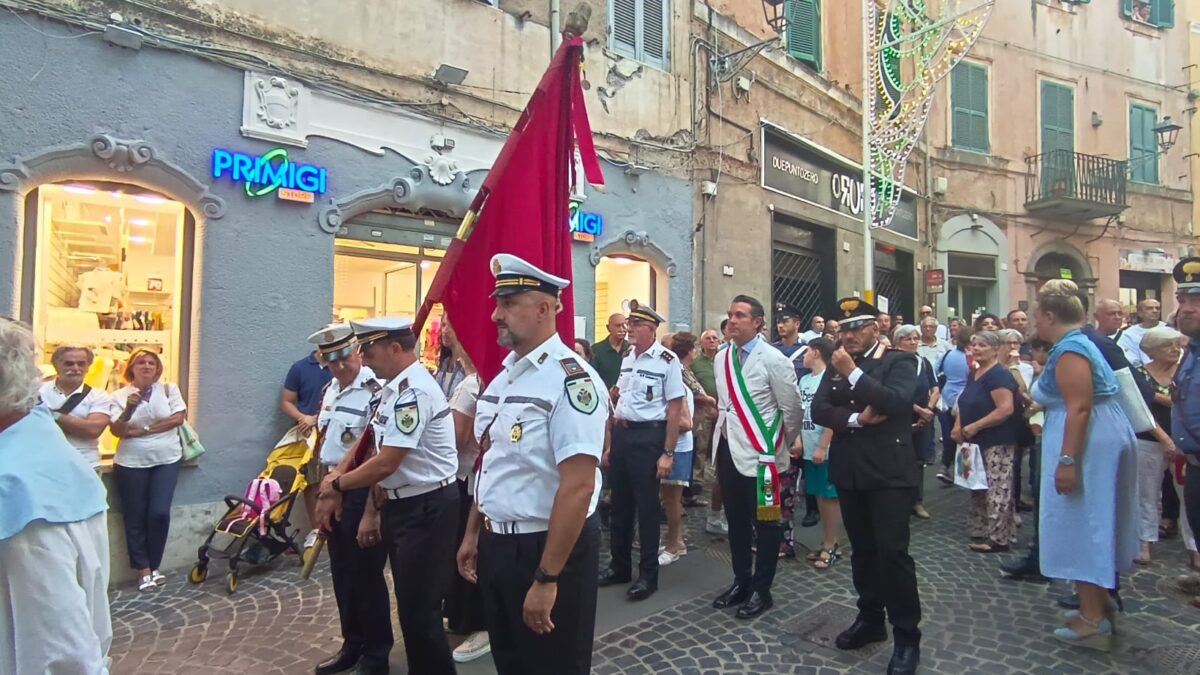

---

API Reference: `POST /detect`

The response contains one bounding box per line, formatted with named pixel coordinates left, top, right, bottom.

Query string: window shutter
left=1130, top=105, right=1159, bottom=183
left=610, top=0, right=637, bottom=57
left=969, top=65, right=989, bottom=152
left=641, top=0, right=667, bottom=67
left=1121, top=0, right=1134, bottom=18
left=786, top=0, right=821, bottom=68
left=951, top=63, right=988, bottom=152
left=1041, top=82, right=1074, bottom=154
left=1155, top=0, right=1175, bottom=27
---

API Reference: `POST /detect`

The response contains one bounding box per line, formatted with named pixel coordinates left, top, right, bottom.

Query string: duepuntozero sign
left=211, top=148, right=328, bottom=201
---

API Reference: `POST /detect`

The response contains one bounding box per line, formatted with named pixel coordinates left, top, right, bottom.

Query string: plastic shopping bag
left=953, top=442, right=988, bottom=490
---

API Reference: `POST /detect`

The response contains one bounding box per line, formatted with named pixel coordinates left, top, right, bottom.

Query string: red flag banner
left=416, top=36, right=603, bottom=381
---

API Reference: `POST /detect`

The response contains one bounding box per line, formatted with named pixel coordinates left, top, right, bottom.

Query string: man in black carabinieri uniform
left=811, top=297, right=921, bottom=675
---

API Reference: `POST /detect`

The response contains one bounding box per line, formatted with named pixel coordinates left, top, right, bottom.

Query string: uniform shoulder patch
left=559, top=357, right=585, bottom=377
left=660, top=351, right=675, bottom=363
left=363, top=378, right=382, bottom=394
left=395, top=379, right=410, bottom=395
left=394, top=391, right=419, bottom=434
left=565, top=376, right=599, bottom=414
left=537, top=352, right=549, bottom=365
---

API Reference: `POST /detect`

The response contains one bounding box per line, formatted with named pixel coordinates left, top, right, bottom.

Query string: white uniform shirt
left=38, top=382, right=112, bottom=468
left=316, top=366, right=380, bottom=467
left=614, top=341, right=686, bottom=423
left=372, top=361, right=458, bottom=491
left=475, top=335, right=608, bottom=523
left=1117, top=322, right=1157, bottom=368
left=108, top=382, right=187, bottom=468
left=450, top=375, right=483, bottom=485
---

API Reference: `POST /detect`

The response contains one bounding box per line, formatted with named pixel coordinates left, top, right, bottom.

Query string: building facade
left=0, top=0, right=694, bottom=579
left=925, top=0, right=1193, bottom=322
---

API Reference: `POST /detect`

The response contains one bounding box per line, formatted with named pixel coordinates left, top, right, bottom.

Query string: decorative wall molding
left=0, top=133, right=226, bottom=219
left=240, top=70, right=505, bottom=172
left=317, top=164, right=486, bottom=234
left=1023, top=240, right=1096, bottom=282
left=589, top=229, right=678, bottom=277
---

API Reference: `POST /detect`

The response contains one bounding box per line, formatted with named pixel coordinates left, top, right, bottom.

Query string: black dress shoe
left=315, top=649, right=360, bottom=675
left=712, top=582, right=752, bottom=609
left=801, top=511, right=821, bottom=528
left=887, top=643, right=920, bottom=675
left=735, top=590, right=773, bottom=619
left=626, top=578, right=657, bottom=601
left=598, top=569, right=632, bottom=587
left=1000, top=553, right=1046, bottom=581
left=835, top=618, right=888, bottom=650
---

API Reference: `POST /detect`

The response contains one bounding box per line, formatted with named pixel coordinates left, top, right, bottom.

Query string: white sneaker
left=658, top=548, right=687, bottom=566
left=303, top=529, right=319, bottom=549
left=706, top=515, right=729, bottom=535
left=150, top=570, right=166, bottom=586
left=138, top=575, right=157, bottom=592
left=452, top=631, right=491, bottom=663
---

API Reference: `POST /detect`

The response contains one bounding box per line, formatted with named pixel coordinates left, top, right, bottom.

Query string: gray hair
left=1141, top=325, right=1185, bottom=353
left=970, top=330, right=1003, bottom=349
left=893, top=324, right=921, bottom=342
left=997, top=329, right=1024, bottom=345
left=51, top=345, right=95, bottom=367
left=0, top=319, right=43, bottom=416
left=920, top=316, right=939, bottom=327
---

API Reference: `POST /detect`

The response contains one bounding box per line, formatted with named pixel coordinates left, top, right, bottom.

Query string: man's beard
left=498, top=327, right=519, bottom=350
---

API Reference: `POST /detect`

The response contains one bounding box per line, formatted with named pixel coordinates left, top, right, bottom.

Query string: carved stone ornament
left=317, top=164, right=485, bottom=234
left=254, top=76, right=301, bottom=130
left=589, top=229, right=678, bottom=277
left=0, top=133, right=226, bottom=220
left=424, top=152, right=461, bottom=186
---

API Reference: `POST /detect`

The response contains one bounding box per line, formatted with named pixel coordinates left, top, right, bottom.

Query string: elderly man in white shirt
left=38, top=346, right=111, bottom=470
left=1117, top=298, right=1163, bottom=368
left=0, top=319, right=111, bottom=675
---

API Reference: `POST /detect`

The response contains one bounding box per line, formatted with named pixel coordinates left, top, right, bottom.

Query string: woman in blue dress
left=1031, top=280, right=1138, bottom=651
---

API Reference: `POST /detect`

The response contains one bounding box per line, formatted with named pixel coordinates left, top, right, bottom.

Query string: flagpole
left=861, top=0, right=875, bottom=303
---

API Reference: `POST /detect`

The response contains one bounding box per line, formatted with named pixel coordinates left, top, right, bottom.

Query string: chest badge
left=510, top=423, right=523, bottom=443
left=340, top=429, right=355, bottom=444
left=645, top=386, right=654, bottom=402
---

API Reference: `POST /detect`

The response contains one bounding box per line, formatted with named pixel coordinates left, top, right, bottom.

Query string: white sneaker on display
left=453, top=631, right=491, bottom=663
left=303, top=529, right=320, bottom=549
left=706, top=514, right=729, bottom=535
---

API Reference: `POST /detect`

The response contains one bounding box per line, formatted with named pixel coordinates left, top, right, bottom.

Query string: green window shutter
left=1121, top=0, right=1134, bottom=18
left=1040, top=81, right=1074, bottom=154
left=1155, top=0, right=1175, bottom=27
left=610, top=0, right=638, bottom=58
left=786, top=0, right=821, bottom=69
left=1130, top=104, right=1159, bottom=183
left=951, top=63, right=988, bottom=152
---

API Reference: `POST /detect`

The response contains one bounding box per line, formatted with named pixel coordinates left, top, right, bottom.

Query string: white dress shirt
left=713, top=337, right=805, bottom=477
left=38, top=382, right=111, bottom=468
left=316, top=366, right=379, bottom=467
left=614, top=341, right=686, bottom=422
left=475, top=335, right=608, bottom=524
left=1117, top=322, right=1158, bottom=368
left=372, top=361, right=458, bottom=492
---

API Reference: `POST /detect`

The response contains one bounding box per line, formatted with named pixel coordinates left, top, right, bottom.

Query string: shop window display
left=27, top=183, right=188, bottom=463
left=593, top=255, right=664, bottom=339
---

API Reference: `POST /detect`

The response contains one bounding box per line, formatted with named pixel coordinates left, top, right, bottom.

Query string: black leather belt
left=617, top=420, right=667, bottom=430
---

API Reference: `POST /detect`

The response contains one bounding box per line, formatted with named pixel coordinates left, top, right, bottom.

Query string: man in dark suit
left=811, top=297, right=921, bottom=675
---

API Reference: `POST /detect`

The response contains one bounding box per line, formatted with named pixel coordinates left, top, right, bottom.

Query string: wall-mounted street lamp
left=1153, top=116, right=1182, bottom=153
left=762, top=0, right=786, bottom=34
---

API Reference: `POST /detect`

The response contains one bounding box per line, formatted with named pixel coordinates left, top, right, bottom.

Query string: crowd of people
left=5, top=252, right=1200, bottom=675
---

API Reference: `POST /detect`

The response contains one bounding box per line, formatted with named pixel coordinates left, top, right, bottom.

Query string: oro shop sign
left=211, top=148, right=328, bottom=203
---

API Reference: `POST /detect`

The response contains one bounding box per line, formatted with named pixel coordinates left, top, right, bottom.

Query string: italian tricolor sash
left=724, top=344, right=784, bottom=522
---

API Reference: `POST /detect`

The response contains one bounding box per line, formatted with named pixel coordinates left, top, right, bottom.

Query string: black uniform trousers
left=609, top=423, right=666, bottom=584
left=381, top=483, right=459, bottom=675
left=327, top=487, right=393, bottom=668
left=479, top=514, right=601, bottom=675
left=716, top=438, right=783, bottom=593
left=838, top=487, right=922, bottom=645
left=444, top=479, right=486, bottom=634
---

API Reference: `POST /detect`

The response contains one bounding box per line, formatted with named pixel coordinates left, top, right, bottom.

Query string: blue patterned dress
left=1033, top=330, right=1138, bottom=588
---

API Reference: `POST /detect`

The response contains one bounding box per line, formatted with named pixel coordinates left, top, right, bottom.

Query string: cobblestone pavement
left=110, top=476, right=1200, bottom=674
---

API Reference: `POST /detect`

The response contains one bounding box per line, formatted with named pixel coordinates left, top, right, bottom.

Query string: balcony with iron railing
left=1024, top=150, right=1129, bottom=221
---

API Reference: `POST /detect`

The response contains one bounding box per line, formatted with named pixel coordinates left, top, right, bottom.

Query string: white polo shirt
left=475, top=335, right=609, bottom=523
left=372, top=361, right=458, bottom=492
left=38, top=382, right=111, bottom=468
left=614, top=341, right=686, bottom=423
left=316, top=366, right=380, bottom=467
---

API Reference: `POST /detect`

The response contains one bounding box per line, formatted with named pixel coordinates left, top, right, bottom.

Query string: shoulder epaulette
left=537, top=352, right=549, bottom=365
left=559, top=357, right=585, bottom=377
left=622, top=346, right=634, bottom=357
left=363, top=379, right=382, bottom=394
left=396, top=379, right=410, bottom=395
left=660, top=351, right=675, bottom=363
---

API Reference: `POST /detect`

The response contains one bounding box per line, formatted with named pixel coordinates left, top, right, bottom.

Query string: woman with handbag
left=109, top=348, right=187, bottom=592
left=1132, top=326, right=1184, bottom=564
left=1032, top=280, right=1137, bottom=651
left=952, top=330, right=1019, bottom=553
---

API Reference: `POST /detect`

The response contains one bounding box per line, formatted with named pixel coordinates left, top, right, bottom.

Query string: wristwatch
left=1058, top=455, right=1076, bottom=466
left=664, top=448, right=675, bottom=458
left=331, top=476, right=343, bottom=493
left=533, top=567, right=559, bottom=584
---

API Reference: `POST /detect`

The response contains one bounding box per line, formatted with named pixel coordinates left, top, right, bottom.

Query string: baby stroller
left=188, top=427, right=313, bottom=594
